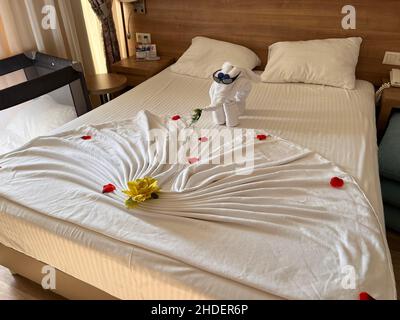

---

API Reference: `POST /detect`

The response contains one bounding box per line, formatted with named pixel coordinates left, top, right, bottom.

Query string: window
left=80, top=0, right=126, bottom=74
left=80, top=0, right=107, bottom=75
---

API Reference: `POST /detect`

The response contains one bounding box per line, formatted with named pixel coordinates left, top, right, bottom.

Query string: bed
left=0, top=66, right=395, bottom=299
left=1, top=0, right=399, bottom=299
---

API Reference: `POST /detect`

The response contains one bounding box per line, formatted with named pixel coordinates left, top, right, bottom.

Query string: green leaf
left=125, top=198, right=137, bottom=209
left=189, top=108, right=203, bottom=127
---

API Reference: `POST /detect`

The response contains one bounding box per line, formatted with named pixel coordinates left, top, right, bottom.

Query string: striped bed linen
left=0, top=68, right=385, bottom=299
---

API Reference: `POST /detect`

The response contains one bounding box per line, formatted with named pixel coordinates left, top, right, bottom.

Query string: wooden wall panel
left=127, top=0, right=400, bottom=85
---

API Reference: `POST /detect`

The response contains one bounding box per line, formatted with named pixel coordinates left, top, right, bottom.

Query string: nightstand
left=86, top=73, right=128, bottom=105
left=111, top=56, right=175, bottom=87
left=377, top=86, right=400, bottom=139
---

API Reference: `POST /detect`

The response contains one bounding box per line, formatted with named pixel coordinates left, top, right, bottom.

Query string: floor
left=387, top=230, right=400, bottom=298
left=0, top=231, right=399, bottom=300
left=0, top=266, right=64, bottom=300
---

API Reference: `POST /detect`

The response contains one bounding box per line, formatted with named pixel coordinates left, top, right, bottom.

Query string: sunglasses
left=212, top=70, right=241, bottom=85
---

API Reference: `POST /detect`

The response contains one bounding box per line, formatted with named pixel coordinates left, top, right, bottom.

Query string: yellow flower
left=123, top=177, right=160, bottom=208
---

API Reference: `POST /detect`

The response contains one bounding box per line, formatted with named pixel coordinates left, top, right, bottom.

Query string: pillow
left=261, top=37, right=362, bottom=89
left=171, top=36, right=261, bottom=78
left=0, top=94, right=77, bottom=154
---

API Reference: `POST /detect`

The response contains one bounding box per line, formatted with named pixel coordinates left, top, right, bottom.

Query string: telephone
left=376, top=69, right=400, bottom=103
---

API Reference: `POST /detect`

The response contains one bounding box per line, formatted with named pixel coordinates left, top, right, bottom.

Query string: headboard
left=128, top=0, right=400, bottom=86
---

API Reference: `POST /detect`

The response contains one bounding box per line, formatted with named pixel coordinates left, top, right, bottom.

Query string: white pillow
left=0, top=95, right=77, bottom=154
left=171, top=36, right=261, bottom=78
left=261, top=37, right=362, bottom=89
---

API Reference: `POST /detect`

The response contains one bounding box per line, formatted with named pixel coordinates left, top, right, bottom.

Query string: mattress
left=0, top=68, right=390, bottom=299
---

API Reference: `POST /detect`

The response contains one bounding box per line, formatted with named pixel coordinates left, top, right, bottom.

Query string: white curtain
left=0, top=0, right=97, bottom=75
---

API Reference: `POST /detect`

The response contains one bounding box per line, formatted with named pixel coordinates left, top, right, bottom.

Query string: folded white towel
left=206, top=62, right=260, bottom=127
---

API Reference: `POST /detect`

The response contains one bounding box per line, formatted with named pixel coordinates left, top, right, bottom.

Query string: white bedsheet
left=0, top=110, right=395, bottom=299
left=57, top=68, right=383, bottom=223
left=0, top=68, right=391, bottom=299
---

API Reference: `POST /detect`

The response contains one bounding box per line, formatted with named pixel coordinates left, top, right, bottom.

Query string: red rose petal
left=256, top=134, right=268, bottom=141
left=171, top=115, right=181, bottom=121
left=81, top=135, right=92, bottom=140
left=330, top=177, right=344, bottom=188
left=359, top=292, right=375, bottom=300
left=199, top=137, right=209, bottom=143
left=188, top=157, right=200, bottom=164
left=102, top=184, right=116, bottom=194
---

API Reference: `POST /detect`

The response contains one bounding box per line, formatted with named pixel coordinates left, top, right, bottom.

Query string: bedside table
left=377, top=86, right=400, bottom=139
left=86, top=73, right=128, bottom=105
left=111, top=56, right=175, bottom=87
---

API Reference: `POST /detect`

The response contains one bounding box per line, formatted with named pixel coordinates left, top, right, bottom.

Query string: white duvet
left=0, top=110, right=396, bottom=299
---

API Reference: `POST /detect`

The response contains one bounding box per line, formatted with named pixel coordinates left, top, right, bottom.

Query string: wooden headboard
left=128, top=0, right=400, bottom=85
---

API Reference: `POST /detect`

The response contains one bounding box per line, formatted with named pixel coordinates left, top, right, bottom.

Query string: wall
left=126, top=0, right=400, bottom=85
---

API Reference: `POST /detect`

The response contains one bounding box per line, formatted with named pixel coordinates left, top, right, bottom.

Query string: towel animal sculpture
left=205, top=62, right=260, bottom=127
